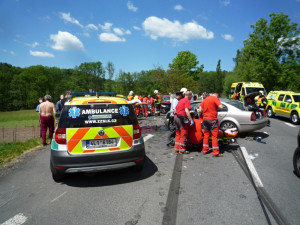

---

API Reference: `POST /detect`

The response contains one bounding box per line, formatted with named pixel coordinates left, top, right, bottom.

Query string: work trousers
left=202, top=119, right=219, bottom=155
left=155, top=103, right=161, bottom=116
left=40, top=115, right=54, bottom=144
left=167, top=116, right=176, bottom=145
left=141, top=104, right=148, bottom=116
left=174, top=115, right=188, bottom=153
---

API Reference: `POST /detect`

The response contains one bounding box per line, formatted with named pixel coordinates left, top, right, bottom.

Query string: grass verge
left=0, top=109, right=40, bottom=128
left=0, top=138, right=42, bottom=166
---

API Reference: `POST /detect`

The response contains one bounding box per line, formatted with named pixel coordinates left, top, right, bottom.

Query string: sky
left=0, top=0, right=299, bottom=75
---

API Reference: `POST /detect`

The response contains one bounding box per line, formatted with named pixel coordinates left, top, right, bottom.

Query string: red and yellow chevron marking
left=66, top=125, right=133, bottom=154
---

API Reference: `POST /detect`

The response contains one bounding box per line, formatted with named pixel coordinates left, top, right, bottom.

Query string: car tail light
left=251, top=112, right=256, bottom=121
left=55, top=128, right=66, bottom=144
left=133, top=124, right=141, bottom=139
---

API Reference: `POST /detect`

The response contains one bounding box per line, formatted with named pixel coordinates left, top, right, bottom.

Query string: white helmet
left=154, top=90, right=159, bottom=94
left=129, top=91, right=134, bottom=96
left=180, top=88, right=188, bottom=95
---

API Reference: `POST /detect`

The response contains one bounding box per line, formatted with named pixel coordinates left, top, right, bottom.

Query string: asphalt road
left=0, top=115, right=299, bottom=225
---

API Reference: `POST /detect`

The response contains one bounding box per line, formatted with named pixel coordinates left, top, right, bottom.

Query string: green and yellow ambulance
left=50, top=92, right=145, bottom=182
left=229, top=82, right=267, bottom=101
left=266, top=91, right=300, bottom=124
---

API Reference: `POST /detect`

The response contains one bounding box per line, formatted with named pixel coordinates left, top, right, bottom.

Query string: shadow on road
left=62, top=156, right=158, bottom=188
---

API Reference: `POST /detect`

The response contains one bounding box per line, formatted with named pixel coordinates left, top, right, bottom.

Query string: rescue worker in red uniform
left=199, top=92, right=223, bottom=156
left=174, top=91, right=193, bottom=154
left=141, top=95, right=148, bottom=117
left=148, top=95, right=155, bottom=116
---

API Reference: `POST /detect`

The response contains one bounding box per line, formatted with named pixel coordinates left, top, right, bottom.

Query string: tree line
left=0, top=12, right=299, bottom=112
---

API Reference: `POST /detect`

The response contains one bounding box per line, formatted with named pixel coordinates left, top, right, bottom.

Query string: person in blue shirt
left=56, top=94, right=64, bottom=112
left=36, top=97, right=43, bottom=137
left=166, top=91, right=183, bottom=147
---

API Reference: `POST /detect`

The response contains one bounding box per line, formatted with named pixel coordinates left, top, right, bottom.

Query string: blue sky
left=0, top=0, right=299, bottom=75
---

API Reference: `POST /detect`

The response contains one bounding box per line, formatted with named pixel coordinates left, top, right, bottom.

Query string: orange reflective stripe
left=113, top=126, right=133, bottom=147
left=83, top=150, right=95, bottom=153
left=68, top=128, right=90, bottom=152
left=109, top=147, right=121, bottom=151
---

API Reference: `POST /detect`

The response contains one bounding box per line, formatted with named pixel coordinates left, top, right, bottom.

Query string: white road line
left=1, top=213, right=27, bottom=225
left=50, top=191, right=66, bottom=203
left=284, top=122, right=296, bottom=128
left=240, top=146, right=264, bottom=188
left=143, top=134, right=154, bottom=142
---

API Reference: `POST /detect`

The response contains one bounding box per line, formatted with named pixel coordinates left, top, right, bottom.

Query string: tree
left=106, top=61, right=115, bottom=92
left=216, top=60, right=223, bottom=94
left=233, top=12, right=300, bottom=92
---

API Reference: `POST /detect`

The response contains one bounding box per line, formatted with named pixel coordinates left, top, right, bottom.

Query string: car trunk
left=243, top=92, right=265, bottom=119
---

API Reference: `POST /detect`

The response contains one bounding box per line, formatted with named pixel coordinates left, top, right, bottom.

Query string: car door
left=282, top=95, right=292, bottom=116
left=275, top=94, right=285, bottom=114
left=218, top=104, right=228, bottom=123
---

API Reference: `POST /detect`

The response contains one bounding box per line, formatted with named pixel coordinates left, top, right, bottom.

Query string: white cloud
left=142, top=16, right=214, bottom=41
left=133, top=26, right=141, bottom=30
left=50, top=31, right=84, bottom=51
left=125, top=30, right=131, bottom=35
left=174, top=5, right=183, bottom=11
left=82, top=32, right=90, bottom=37
left=86, top=23, right=98, bottom=30
left=113, top=28, right=124, bottom=36
left=127, top=1, right=138, bottom=12
left=219, top=0, right=230, bottom=6
left=10, top=51, right=15, bottom=55
left=30, top=50, right=54, bottom=58
left=99, top=22, right=113, bottom=32
left=222, top=34, right=234, bottom=41
left=99, top=33, right=126, bottom=42
left=60, top=12, right=83, bottom=28
left=25, top=41, right=39, bottom=48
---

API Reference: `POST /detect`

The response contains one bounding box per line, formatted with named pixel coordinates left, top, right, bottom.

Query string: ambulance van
left=229, top=82, right=267, bottom=101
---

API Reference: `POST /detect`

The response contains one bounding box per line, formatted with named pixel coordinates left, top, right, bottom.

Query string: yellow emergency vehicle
left=229, top=82, right=267, bottom=101
left=266, top=91, right=300, bottom=124
left=50, top=92, right=145, bottom=182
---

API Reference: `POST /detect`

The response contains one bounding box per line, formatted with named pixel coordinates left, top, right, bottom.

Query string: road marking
left=284, top=122, right=296, bottom=128
left=50, top=191, right=66, bottom=203
left=240, top=146, right=264, bottom=187
left=1, top=213, right=27, bottom=225
left=143, top=134, right=154, bottom=142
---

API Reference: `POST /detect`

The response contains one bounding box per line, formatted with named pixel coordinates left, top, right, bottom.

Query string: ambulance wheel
left=291, top=112, right=299, bottom=124
left=293, top=147, right=300, bottom=178
left=220, top=121, right=237, bottom=130
left=266, top=107, right=274, bottom=118
left=50, top=161, right=65, bottom=182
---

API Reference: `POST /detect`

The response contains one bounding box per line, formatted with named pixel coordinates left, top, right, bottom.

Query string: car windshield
left=246, top=87, right=266, bottom=95
left=225, top=100, right=245, bottom=110
left=59, top=104, right=137, bottom=128
left=162, top=96, right=170, bottom=102
left=190, top=102, right=200, bottom=111
left=293, top=95, right=300, bottom=102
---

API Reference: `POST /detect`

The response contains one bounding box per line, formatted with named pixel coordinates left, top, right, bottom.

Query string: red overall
left=40, top=115, right=54, bottom=144
left=174, top=98, right=191, bottom=153
left=142, top=97, right=148, bottom=117
left=149, top=97, right=155, bottom=115
left=200, top=96, right=222, bottom=156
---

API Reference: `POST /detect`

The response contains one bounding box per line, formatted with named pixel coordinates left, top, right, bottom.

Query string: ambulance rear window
left=58, top=104, right=137, bottom=128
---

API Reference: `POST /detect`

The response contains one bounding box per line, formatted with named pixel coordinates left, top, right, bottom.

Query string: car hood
left=243, top=92, right=260, bottom=107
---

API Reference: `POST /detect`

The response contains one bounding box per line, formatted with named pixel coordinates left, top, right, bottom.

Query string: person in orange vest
left=141, top=95, right=149, bottom=117
left=174, top=91, right=193, bottom=154
left=148, top=95, right=155, bottom=116
left=154, top=90, right=162, bottom=116
left=199, top=92, right=223, bottom=157
left=127, top=91, right=134, bottom=101
left=256, top=91, right=268, bottom=108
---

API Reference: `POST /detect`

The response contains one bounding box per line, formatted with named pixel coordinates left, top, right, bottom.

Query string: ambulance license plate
left=86, top=139, right=117, bottom=148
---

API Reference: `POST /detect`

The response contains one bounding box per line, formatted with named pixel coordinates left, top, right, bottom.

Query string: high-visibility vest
left=257, top=97, right=263, bottom=106
left=127, top=96, right=133, bottom=101
left=142, top=97, right=148, bottom=104
left=156, top=94, right=161, bottom=103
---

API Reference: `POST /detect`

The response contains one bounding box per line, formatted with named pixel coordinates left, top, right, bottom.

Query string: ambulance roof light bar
left=70, top=92, right=118, bottom=96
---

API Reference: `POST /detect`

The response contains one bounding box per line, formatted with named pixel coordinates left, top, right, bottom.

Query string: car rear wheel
left=291, top=112, right=299, bottom=124
left=50, top=161, right=65, bottom=182
left=293, top=147, right=300, bottom=178
left=220, top=121, right=237, bottom=130
left=267, top=107, right=274, bottom=118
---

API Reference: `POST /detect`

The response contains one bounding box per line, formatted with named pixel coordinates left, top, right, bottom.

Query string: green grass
left=0, top=138, right=42, bottom=166
left=0, top=109, right=40, bottom=128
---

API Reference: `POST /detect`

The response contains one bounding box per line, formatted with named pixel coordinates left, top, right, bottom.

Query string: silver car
left=189, top=97, right=268, bottom=133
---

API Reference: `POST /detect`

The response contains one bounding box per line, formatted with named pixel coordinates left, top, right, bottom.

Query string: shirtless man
left=39, top=95, right=56, bottom=146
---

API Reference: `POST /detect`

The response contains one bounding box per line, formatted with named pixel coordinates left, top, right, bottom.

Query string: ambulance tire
left=293, top=147, right=300, bottom=178
left=291, top=112, right=299, bottom=125
left=266, top=107, right=274, bottom=118
left=50, top=160, right=65, bottom=182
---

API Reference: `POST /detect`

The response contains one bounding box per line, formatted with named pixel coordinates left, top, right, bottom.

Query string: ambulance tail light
left=251, top=112, right=256, bottom=121
left=133, top=124, right=141, bottom=139
left=55, top=128, right=67, bottom=144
